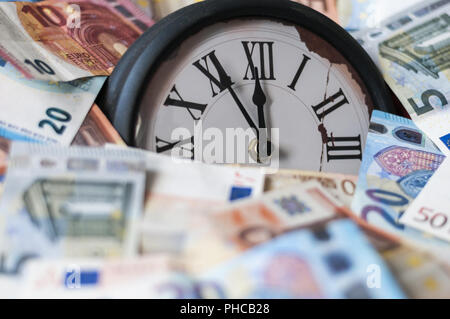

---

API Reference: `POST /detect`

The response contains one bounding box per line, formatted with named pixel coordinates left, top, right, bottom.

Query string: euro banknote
left=19, top=255, right=196, bottom=298
left=0, top=136, right=10, bottom=198
left=0, top=58, right=105, bottom=144
left=131, top=0, right=152, bottom=17
left=354, top=0, right=450, bottom=156
left=185, top=180, right=400, bottom=274
left=400, top=157, right=450, bottom=243
left=151, top=0, right=201, bottom=20
left=199, top=219, right=405, bottom=299
left=183, top=181, right=339, bottom=272
left=71, top=104, right=125, bottom=147
left=264, top=169, right=357, bottom=207
left=0, top=142, right=147, bottom=276
left=337, top=0, right=422, bottom=31
left=0, top=0, right=153, bottom=81
left=0, top=142, right=265, bottom=266
left=381, top=244, right=450, bottom=298
left=136, top=152, right=265, bottom=254
left=351, top=110, right=450, bottom=256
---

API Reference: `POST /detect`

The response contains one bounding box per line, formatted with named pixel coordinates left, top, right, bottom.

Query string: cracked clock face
left=134, top=19, right=373, bottom=174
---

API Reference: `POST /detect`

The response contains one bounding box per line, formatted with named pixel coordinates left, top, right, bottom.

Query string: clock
left=99, top=0, right=394, bottom=174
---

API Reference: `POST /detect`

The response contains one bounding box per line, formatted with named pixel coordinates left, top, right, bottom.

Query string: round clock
left=100, top=0, right=394, bottom=174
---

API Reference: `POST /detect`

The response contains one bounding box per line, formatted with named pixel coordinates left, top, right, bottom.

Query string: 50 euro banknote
left=0, top=0, right=153, bottom=81
left=354, top=0, right=450, bottom=156
left=400, top=157, right=450, bottom=244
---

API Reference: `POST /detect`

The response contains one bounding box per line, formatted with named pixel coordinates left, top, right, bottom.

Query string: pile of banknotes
left=0, top=0, right=449, bottom=299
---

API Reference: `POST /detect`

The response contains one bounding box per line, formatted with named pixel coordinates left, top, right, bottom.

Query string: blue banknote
left=351, top=110, right=448, bottom=251
left=200, top=219, right=405, bottom=299
left=0, top=58, right=105, bottom=145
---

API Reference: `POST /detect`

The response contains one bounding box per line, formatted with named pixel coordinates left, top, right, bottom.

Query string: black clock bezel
left=99, top=0, right=394, bottom=145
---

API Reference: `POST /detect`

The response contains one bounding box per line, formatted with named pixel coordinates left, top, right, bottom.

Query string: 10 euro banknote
left=0, top=0, right=153, bottom=81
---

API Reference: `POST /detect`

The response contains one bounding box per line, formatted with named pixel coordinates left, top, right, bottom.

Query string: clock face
left=134, top=19, right=374, bottom=174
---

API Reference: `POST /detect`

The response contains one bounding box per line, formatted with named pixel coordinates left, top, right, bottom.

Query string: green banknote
left=354, top=0, right=450, bottom=156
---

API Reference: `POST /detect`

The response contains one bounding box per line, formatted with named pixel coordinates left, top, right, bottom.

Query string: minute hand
left=213, top=65, right=258, bottom=133
left=227, top=86, right=258, bottom=133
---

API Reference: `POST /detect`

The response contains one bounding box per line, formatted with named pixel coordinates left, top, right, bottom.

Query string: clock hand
left=252, top=67, right=267, bottom=129
left=252, top=67, right=271, bottom=160
left=214, top=66, right=259, bottom=134
left=227, top=87, right=258, bottom=133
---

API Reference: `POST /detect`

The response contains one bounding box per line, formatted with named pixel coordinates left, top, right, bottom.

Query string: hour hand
left=252, top=67, right=271, bottom=159
left=252, top=67, right=267, bottom=127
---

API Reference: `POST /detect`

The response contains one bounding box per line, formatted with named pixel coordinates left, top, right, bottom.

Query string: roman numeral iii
left=326, top=134, right=362, bottom=161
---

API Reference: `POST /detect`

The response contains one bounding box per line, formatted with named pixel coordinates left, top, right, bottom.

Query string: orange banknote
left=72, top=104, right=125, bottom=146
left=0, top=0, right=154, bottom=81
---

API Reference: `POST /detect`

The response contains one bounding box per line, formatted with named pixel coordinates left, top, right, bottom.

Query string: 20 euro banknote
left=351, top=110, right=450, bottom=256
left=0, top=58, right=105, bottom=144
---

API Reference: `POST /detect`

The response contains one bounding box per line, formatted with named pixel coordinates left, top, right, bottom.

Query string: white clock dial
left=136, top=19, right=372, bottom=174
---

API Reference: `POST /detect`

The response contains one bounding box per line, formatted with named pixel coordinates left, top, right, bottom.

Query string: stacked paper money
left=0, top=0, right=449, bottom=299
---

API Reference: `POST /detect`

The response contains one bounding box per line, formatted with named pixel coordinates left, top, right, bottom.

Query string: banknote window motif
left=23, top=179, right=134, bottom=242
left=392, top=127, right=425, bottom=146
left=67, top=158, right=100, bottom=171
left=369, top=122, right=388, bottom=135
left=379, top=13, right=449, bottom=79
